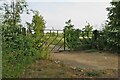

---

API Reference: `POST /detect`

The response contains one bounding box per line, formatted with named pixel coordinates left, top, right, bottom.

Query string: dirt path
left=21, top=51, right=118, bottom=78
left=51, top=51, right=118, bottom=70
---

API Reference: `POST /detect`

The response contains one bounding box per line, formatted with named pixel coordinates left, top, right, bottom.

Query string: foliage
left=64, top=20, right=94, bottom=50
left=64, top=19, right=120, bottom=52
left=63, top=2, right=120, bottom=53
left=26, top=10, right=46, bottom=56
left=2, top=34, right=37, bottom=77
left=26, top=11, right=45, bottom=36
left=2, top=0, right=29, bottom=27
left=64, top=20, right=74, bottom=30
left=82, top=23, right=93, bottom=37
left=64, top=20, right=80, bottom=50
left=86, top=71, right=101, bottom=77
left=2, top=0, right=48, bottom=78
left=0, top=11, right=2, bottom=79
left=103, top=1, right=120, bottom=53
left=80, top=23, right=94, bottom=49
left=96, top=32, right=107, bottom=50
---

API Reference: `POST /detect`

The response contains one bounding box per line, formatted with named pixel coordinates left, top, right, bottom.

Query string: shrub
left=2, top=1, right=48, bottom=77
left=64, top=20, right=94, bottom=50
left=86, top=71, right=101, bottom=77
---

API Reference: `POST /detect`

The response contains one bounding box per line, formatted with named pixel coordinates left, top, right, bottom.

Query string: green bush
left=64, top=20, right=94, bottom=50
left=2, top=1, right=48, bottom=77
left=104, top=2, right=120, bottom=53
left=2, top=28, right=49, bottom=77
left=65, top=29, right=80, bottom=50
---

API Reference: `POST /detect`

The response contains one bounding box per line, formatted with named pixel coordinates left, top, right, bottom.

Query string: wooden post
left=57, top=30, right=58, bottom=36
left=92, top=29, right=98, bottom=48
left=93, top=30, right=98, bottom=40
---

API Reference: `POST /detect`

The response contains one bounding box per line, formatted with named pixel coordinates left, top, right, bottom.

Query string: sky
left=1, top=0, right=112, bottom=30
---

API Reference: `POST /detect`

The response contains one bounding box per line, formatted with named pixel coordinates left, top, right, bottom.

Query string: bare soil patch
left=21, top=50, right=118, bottom=78
left=21, top=59, right=118, bottom=78
left=51, top=50, right=118, bottom=70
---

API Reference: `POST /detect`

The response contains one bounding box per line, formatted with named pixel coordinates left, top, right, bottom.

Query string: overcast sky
left=1, top=0, right=112, bottom=30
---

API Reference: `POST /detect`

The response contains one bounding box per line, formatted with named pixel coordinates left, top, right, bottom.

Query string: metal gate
left=40, top=29, right=66, bottom=53
left=40, top=29, right=102, bottom=53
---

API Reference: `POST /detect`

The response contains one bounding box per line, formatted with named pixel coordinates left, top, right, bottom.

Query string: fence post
left=93, top=30, right=98, bottom=41
left=64, top=29, right=66, bottom=51
left=92, top=29, right=98, bottom=49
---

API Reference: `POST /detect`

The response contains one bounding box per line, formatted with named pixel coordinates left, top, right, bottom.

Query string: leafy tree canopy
left=105, top=1, right=120, bottom=52
left=26, top=10, right=45, bottom=36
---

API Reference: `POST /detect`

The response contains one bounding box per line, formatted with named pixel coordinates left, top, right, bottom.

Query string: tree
left=64, top=19, right=74, bottom=30
left=2, top=0, right=29, bottom=27
left=2, top=0, right=48, bottom=77
left=106, top=1, right=120, bottom=52
left=26, top=11, right=45, bottom=36
left=32, top=11, right=45, bottom=36
left=1, top=0, right=30, bottom=36
left=82, top=23, right=93, bottom=37
left=1, top=0, right=35, bottom=77
left=106, top=1, right=120, bottom=31
left=0, top=7, right=2, bottom=34
left=26, top=11, right=47, bottom=57
left=64, top=20, right=80, bottom=50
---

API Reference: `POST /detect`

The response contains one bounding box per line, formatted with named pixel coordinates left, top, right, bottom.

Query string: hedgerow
left=1, top=0, right=48, bottom=77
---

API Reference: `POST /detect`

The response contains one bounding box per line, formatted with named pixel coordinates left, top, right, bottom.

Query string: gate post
left=64, top=29, right=66, bottom=51
left=92, top=29, right=98, bottom=49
